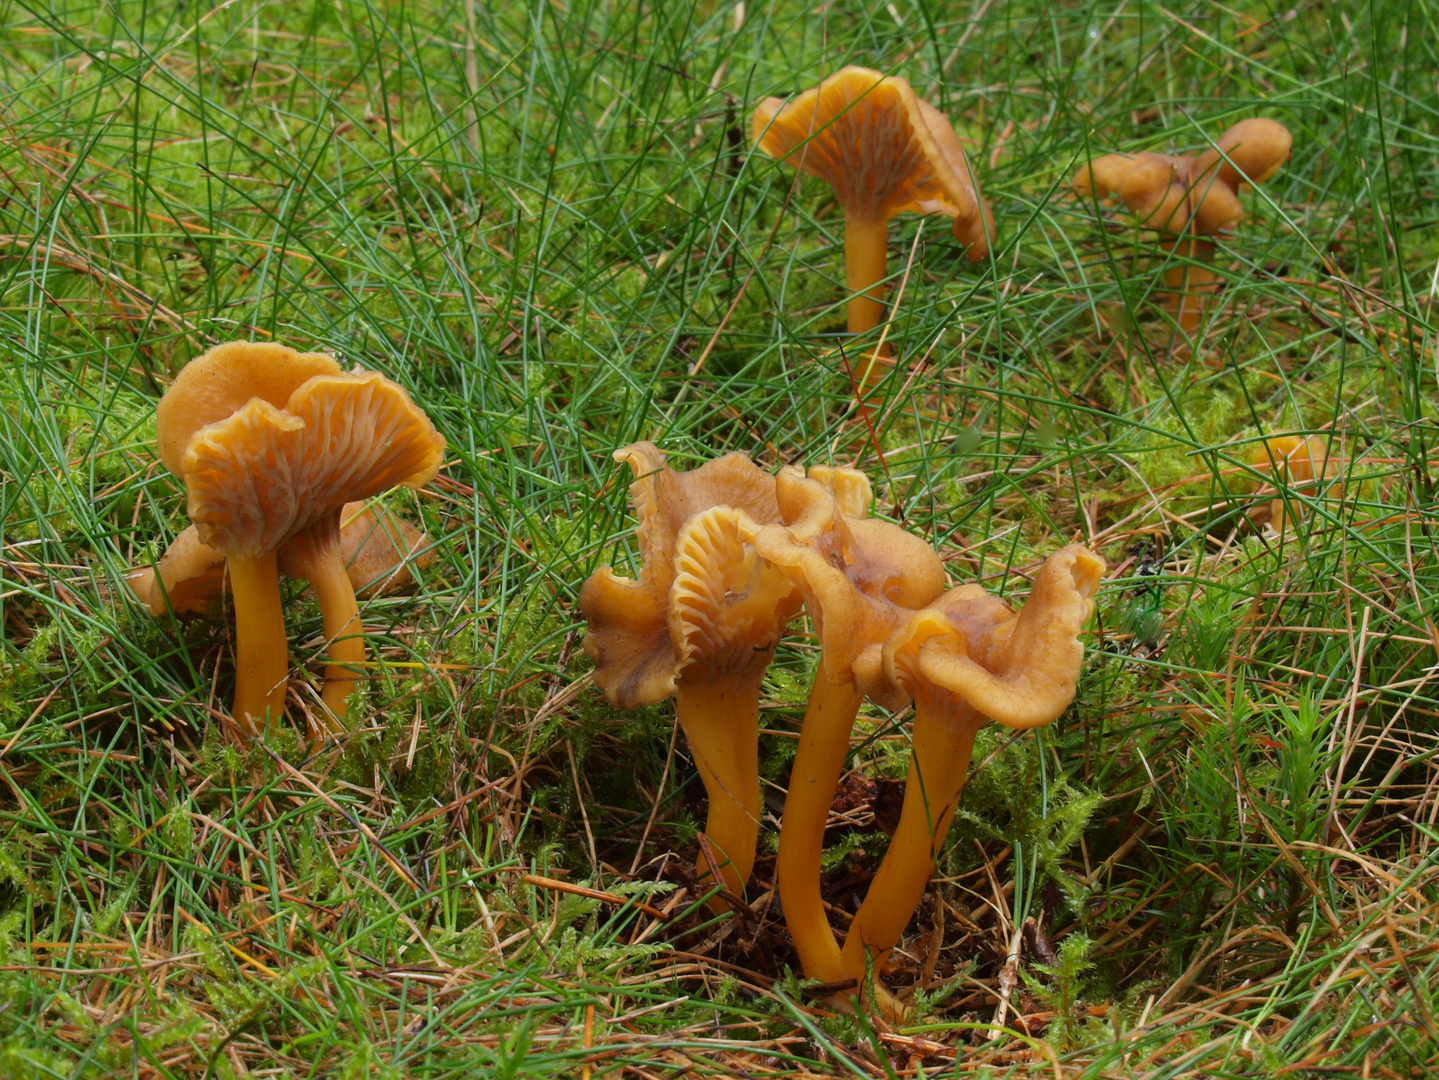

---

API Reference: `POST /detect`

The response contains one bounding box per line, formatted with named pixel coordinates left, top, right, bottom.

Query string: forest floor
left=1, top=0, right=1437, bottom=1076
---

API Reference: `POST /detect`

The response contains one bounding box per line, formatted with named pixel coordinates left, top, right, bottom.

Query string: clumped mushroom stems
left=580, top=443, right=800, bottom=907
left=128, top=503, right=431, bottom=618
left=1073, top=118, right=1291, bottom=333
left=155, top=342, right=445, bottom=738
left=751, top=466, right=944, bottom=986
left=839, top=545, right=1104, bottom=1014
left=752, top=67, right=993, bottom=385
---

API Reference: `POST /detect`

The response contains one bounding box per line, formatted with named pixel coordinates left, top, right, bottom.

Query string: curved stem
left=227, top=550, right=289, bottom=738
left=838, top=703, right=982, bottom=994
left=675, top=673, right=763, bottom=911
left=778, top=676, right=863, bottom=982
left=307, top=545, right=365, bottom=730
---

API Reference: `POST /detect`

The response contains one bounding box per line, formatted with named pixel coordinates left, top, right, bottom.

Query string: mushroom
left=129, top=504, right=432, bottom=616
left=156, top=342, right=445, bottom=736
left=1073, top=118, right=1291, bottom=332
left=1252, top=435, right=1333, bottom=531
left=580, top=443, right=801, bottom=905
left=752, top=466, right=945, bottom=984
left=837, top=545, right=1103, bottom=1008
left=752, top=67, right=993, bottom=380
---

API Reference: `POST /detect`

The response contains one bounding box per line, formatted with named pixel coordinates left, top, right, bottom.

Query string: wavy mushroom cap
left=861, top=545, right=1105, bottom=729
left=156, top=342, right=342, bottom=476
left=580, top=443, right=790, bottom=709
left=336, top=504, right=433, bottom=598
left=752, top=66, right=991, bottom=259
left=129, top=526, right=227, bottom=616
left=1073, top=118, right=1289, bottom=239
left=756, top=467, right=945, bottom=689
left=180, top=371, right=445, bottom=560
left=1253, top=435, right=1334, bottom=531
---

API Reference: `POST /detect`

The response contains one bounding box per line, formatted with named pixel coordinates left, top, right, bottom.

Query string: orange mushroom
left=580, top=443, right=801, bottom=905
left=838, top=545, right=1103, bottom=1010
left=1252, top=435, right=1334, bottom=531
left=752, top=67, right=993, bottom=380
left=156, top=342, right=445, bottom=737
left=751, top=466, right=944, bottom=984
left=129, top=503, right=432, bottom=617
left=1073, top=118, right=1291, bottom=332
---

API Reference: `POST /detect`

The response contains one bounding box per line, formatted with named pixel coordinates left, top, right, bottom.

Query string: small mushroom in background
left=1251, top=435, right=1335, bottom=532
left=579, top=442, right=801, bottom=908
left=128, top=503, right=433, bottom=616
left=837, top=545, right=1103, bottom=1016
left=751, top=466, right=945, bottom=987
left=752, top=67, right=993, bottom=385
left=1073, top=118, right=1291, bottom=333
left=156, top=342, right=445, bottom=738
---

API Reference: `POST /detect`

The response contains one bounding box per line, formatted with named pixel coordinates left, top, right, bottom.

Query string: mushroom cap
left=1195, top=118, right=1293, bottom=191
left=131, top=503, right=434, bottom=617
left=1073, top=118, right=1289, bottom=239
left=128, top=525, right=227, bottom=616
left=180, top=369, right=446, bottom=559
left=755, top=467, right=946, bottom=689
left=338, top=503, right=433, bottom=598
left=580, top=443, right=791, bottom=709
left=1253, top=435, right=1333, bottom=531
left=752, top=66, right=991, bottom=259
left=860, top=545, right=1104, bottom=730
left=156, top=342, right=342, bottom=476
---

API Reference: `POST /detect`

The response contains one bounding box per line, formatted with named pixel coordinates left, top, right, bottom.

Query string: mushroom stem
left=306, top=547, right=365, bottom=730
left=778, top=676, right=864, bottom=981
left=674, top=674, right=764, bottom=909
left=1161, top=237, right=1218, bottom=333
left=226, top=551, right=289, bottom=737
left=845, top=214, right=890, bottom=336
left=837, top=704, right=983, bottom=994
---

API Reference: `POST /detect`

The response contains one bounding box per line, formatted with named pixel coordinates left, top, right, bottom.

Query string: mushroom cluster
left=579, top=444, right=1102, bottom=1012
left=136, top=341, right=445, bottom=739
left=1072, top=118, right=1292, bottom=332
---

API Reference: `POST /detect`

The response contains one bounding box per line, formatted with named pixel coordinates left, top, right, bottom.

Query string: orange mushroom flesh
left=580, top=443, right=801, bottom=908
left=130, top=504, right=430, bottom=617
left=839, top=546, right=1103, bottom=1009
left=1073, top=118, right=1291, bottom=332
left=157, top=342, right=445, bottom=737
left=1252, top=435, right=1332, bottom=531
left=753, top=67, right=992, bottom=380
left=752, top=467, right=945, bottom=984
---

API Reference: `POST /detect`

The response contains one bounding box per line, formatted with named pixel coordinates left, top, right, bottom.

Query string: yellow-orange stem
left=227, top=550, right=289, bottom=738
left=306, top=546, right=365, bottom=731
left=675, top=674, right=763, bottom=912
left=778, top=677, right=863, bottom=982
left=838, top=704, right=982, bottom=995
left=1161, top=237, right=1217, bottom=333
left=845, top=214, right=894, bottom=389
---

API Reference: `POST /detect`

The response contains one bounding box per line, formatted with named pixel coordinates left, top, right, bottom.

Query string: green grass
left=1, top=0, right=1437, bottom=1075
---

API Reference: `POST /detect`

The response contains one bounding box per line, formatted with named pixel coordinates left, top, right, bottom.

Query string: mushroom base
left=836, top=702, right=983, bottom=1014
left=1161, top=237, right=1218, bottom=334
left=675, top=673, right=764, bottom=912
left=778, top=676, right=864, bottom=982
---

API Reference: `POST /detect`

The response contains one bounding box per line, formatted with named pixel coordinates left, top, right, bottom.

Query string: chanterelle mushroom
left=839, top=545, right=1103, bottom=1010
left=751, top=466, right=944, bottom=984
left=1252, top=435, right=1334, bottom=532
left=753, top=67, right=993, bottom=378
left=156, top=342, right=445, bottom=737
left=580, top=443, right=800, bottom=906
left=1073, top=118, right=1291, bottom=332
left=129, top=503, right=432, bottom=617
